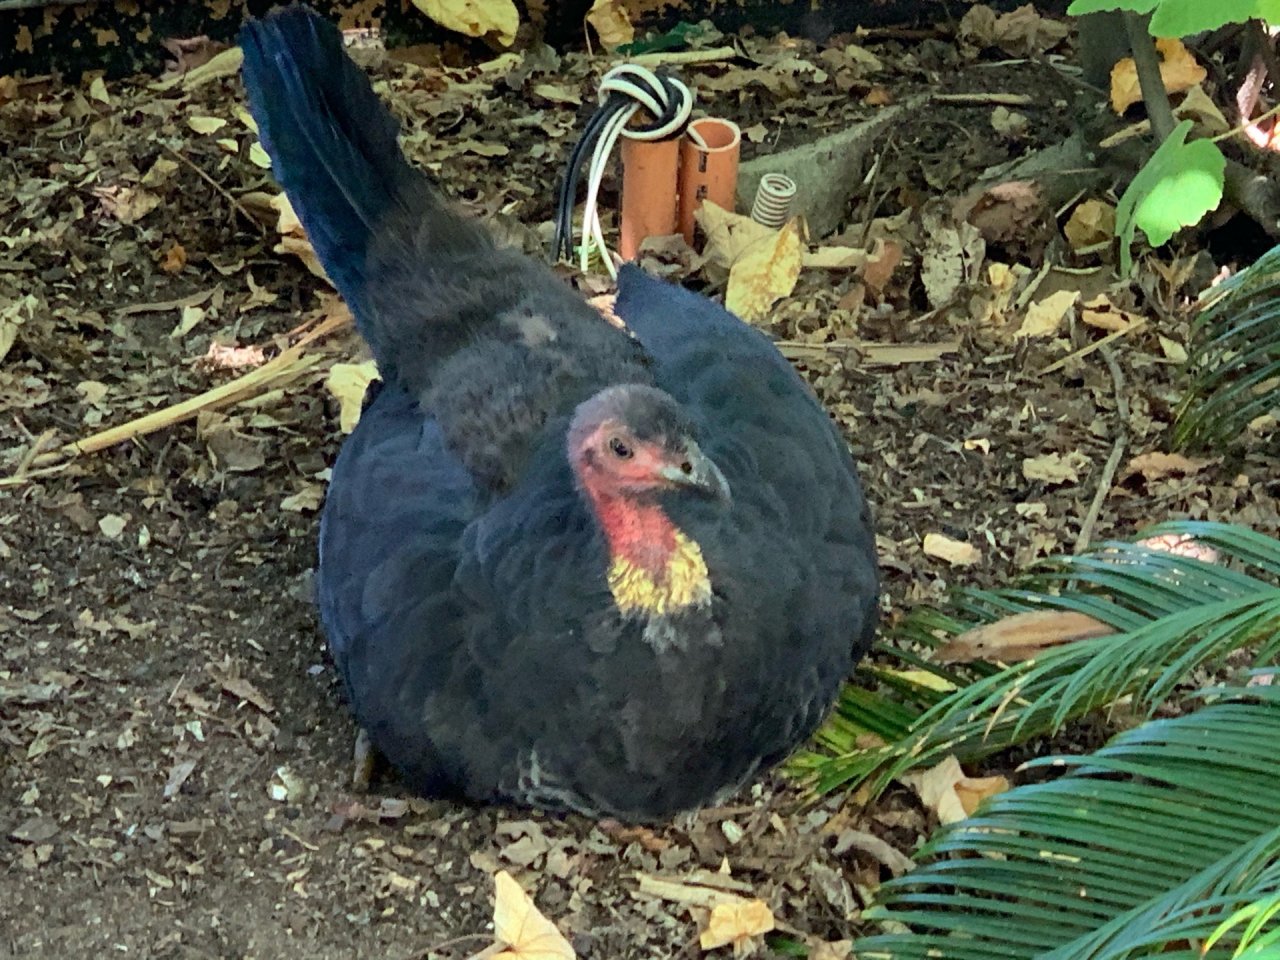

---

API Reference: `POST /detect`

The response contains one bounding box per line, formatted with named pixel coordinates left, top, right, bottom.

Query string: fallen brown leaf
left=1111, top=37, right=1205, bottom=114
left=1064, top=199, right=1117, bottom=250
left=411, top=0, right=519, bottom=46
left=1016, top=289, right=1076, bottom=338
left=725, top=217, right=804, bottom=322
left=585, top=0, right=634, bottom=48
left=922, top=532, right=982, bottom=567
left=903, top=755, right=1009, bottom=824
left=1122, top=451, right=1215, bottom=483
left=1023, top=450, right=1090, bottom=485
left=490, top=870, right=576, bottom=960
left=936, top=609, right=1115, bottom=664
left=861, top=238, right=903, bottom=295
left=699, top=898, right=774, bottom=953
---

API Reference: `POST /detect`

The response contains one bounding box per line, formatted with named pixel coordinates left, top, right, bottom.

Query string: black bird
left=239, top=5, right=878, bottom=821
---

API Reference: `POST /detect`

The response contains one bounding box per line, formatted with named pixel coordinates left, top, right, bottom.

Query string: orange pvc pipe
left=620, top=137, right=681, bottom=261
left=678, top=118, right=742, bottom=244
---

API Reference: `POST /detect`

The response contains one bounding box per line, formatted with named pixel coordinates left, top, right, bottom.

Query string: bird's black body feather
left=241, top=6, right=878, bottom=820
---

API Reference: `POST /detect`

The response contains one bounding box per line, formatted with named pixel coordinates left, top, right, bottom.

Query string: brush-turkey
left=240, top=5, right=878, bottom=820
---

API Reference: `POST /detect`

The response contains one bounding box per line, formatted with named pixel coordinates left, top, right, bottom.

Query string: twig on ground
left=1076, top=344, right=1130, bottom=553
left=933, top=92, right=1035, bottom=106
left=163, top=143, right=269, bottom=236
left=14, top=307, right=352, bottom=476
left=11, top=428, right=56, bottom=478
left=1039, top=318, right=1148, bottom=375
left=628, top=45, right=738, bottom=68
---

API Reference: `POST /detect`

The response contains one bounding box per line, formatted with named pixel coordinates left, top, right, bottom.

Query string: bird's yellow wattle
left=607, top=529, right=712, bottom=616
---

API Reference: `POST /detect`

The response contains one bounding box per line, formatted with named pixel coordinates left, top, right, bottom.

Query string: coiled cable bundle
left=553, top=64, right=703, bottom=277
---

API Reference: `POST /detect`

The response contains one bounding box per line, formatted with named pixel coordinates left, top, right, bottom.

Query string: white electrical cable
left=579, top=65, right=703, bottom=277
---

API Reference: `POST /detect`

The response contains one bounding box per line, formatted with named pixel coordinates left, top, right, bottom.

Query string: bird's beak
left=660, top=444, right=732, bottom=504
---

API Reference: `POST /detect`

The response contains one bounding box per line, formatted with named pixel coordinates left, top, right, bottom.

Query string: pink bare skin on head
left=567, top=385, right=730, bottom=575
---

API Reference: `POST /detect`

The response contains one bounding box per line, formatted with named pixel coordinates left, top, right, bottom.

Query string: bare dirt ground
left=3, top=15, right=1278, bottom=960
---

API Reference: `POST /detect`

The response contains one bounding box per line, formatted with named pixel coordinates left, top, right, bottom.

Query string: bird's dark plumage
left=241, top=5, right=879, bottom=820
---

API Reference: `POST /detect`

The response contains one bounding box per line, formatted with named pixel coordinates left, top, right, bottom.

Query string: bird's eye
left=679, top=460, right=693, bottom=475
left=608, top=437, right=633, bottom=459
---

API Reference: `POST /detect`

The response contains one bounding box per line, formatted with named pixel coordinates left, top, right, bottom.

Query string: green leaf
left=616, top=20, right=714, bottom=56
left=1174, top=244, right=1280, bottom=449
left=1116, top=120, right=1224, bottom=274
left=797, top=522, right=1280, bottom=799
left=856, top=688, right=1280, bottom=959
left=1067, top=0, right=1280, bottom=34
left=1067, top=0, right=1156, bottom=14
left=1150, top=0, right=1267, bottom=35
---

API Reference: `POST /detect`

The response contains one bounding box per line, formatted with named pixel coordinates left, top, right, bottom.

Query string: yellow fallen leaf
left=697, top=200, right=778, bottom=270
left=1121, top=451, right=1215, bottom=483
left=170, top=304, right=206, bottom=339
left=93, top=185, right=161, bottom=225
left=0, top=293, right=36, bottom=365
left=1177, top=83, right=1229, bottom=135
left=235, top=105, right=259, bottom=133
left=249, top=142, right=272, bottom=169
left=99, top=514, right=127, bottom=539
left=276, top=236, right=327, bottom=281
left=141, top=156, right=179, bottom=188
left=88, top=75, right=110, bottom=104
left=585, top=0, right=634, bottom=49
left=185, top=46, right=244, bottom=90
left=1110, top=37, right=1206, bottom=114
left=188, top=115, right=227, bottom=134
left=1080, top=294, right=1139, bottom=333
left=148, top=46, right=244, bottom=92
left=271, top=193, right=329, bottom=282
left=1022, top=451, right=1090, bottom=485
left=879, top=668, right=957, bottom=693
left=1063, top=199, right=1116, bottom=250
left=411, top=0, right=519, bottom=46
left=725, top=217, right=804, bottom=322
left=922, top=532, right=982, bottom=567
left=325, top=361, right=379, bottom=433
left=903, top=755, right=1009, bottom=824
left=492, top=870, right=576, bottom=960
left=971, top=260, right=1025, bottom=327
left=477, top=52, right=522, bottom=74
left=937, top=609, right=1114, bottom=664
left=802, top=245, right=867, bottom=269
left=281, top=483, right=324, bottom=513
left=76, top=380, right=109, bottom=405
left=699, top=898, right=775, bottom=952
left=530, top=82, right=581, bottom=105
left=1016, top=289, right=1076, bottom=338
left=1159, top=335, right=1187, bottom=363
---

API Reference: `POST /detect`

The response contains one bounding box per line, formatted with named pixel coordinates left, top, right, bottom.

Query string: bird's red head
left=568, top=385, right=730, bottom=617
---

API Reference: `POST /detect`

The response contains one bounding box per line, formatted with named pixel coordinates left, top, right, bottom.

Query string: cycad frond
left=858, top=685, right=1280, bottom=960
left=797, top=521, right=1280, bottom=797
left=1174, top=244, right=1280, bottom=449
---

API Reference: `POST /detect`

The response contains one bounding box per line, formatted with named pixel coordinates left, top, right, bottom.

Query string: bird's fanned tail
left=239, top=9, right=416, bottom=307
left=239, top=7, right=496, bottom=371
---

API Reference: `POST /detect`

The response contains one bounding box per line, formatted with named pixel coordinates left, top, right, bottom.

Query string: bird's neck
left=585, top=489, right=712, bottom=617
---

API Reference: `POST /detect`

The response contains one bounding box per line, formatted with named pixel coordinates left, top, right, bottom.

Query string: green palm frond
left=1205, top=888, right=1280, bottom=957
left=857, top=684, right=1280, bottom=959
left=796, top=521, right=1280, bottom=796
left=1174, top=243, right=1280, bottom=449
